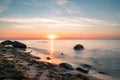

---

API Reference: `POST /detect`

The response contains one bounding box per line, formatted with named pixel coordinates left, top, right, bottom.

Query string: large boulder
left=59, top=63, right=74, bottom=70
left=0, top=40, right=27, bottom=49
left=1, top=40, right=13, bottom=45
left=73, top=44, right=84, bottom=50
left=12, top=41, right=27, bottom=48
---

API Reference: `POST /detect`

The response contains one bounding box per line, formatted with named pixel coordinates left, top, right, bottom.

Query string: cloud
left=0, top=0, right=11, bottom=13
left=21, top=0, right=79, bottom=15
left=0, top=17, right=119, bottom=28
left=55, top=0, right=68, bottom=5
left=55, top=0, right=80, bottom=14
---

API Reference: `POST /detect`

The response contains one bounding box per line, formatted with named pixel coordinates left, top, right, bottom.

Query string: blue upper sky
left=0, top=0, right=120, bottom=39
left=0, top=0, right=120, bottom=20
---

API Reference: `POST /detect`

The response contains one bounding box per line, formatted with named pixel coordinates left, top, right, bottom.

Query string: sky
left=0, top=0, right=120, bottom=39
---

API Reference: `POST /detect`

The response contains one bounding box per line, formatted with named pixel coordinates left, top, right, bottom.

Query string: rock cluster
left=0, top=41, right=89, bottom=80
left=1, top=40, right=27, bottom=49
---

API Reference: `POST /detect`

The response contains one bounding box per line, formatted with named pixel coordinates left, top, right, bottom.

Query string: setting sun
left=48, top=34, right=57, bottom=39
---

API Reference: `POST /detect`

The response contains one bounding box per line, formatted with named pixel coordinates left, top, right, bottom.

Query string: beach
left=0, top=40, right=90, bottom=80
left=0, top=40, right=119, bottom=80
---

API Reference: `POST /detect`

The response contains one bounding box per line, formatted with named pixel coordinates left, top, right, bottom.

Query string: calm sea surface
left=1, top=39, right=120, bottom=79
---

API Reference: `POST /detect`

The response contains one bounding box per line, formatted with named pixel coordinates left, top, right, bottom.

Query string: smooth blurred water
left=1, top=39, right=120, bottom=78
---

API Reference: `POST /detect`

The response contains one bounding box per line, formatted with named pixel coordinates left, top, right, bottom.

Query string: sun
left=48, top=34, right=57, bottom=39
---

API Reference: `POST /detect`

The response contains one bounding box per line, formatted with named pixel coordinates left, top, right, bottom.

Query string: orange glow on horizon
left=47, top=34, right=57, bottom=39
left=0, top=30, right=120, bottom=39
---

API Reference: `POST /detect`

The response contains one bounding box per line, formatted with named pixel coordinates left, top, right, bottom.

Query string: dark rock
left=46, top=57, right=51, bottom=60
left=1, top=40, right=13, bottom=45
left=59, top=63, right=74, bottom=70
left=0, top=44, right=4, bottom=48
left=1, top=40, right=27, bottom=49
left=32, top=56, right=41, bottom=59
left=61, top=53, right=64, bottom=55
left=12, top=41, right=27, bottom=48
left=99, top=71, right=108, bottom=75
left=80, top=64, right=92, bottom=69
left=74, top=44, right=84, bottom=50
left=76, top=67, right=89, bottom=74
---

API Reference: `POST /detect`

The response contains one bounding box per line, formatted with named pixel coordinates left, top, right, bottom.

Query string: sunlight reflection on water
left=48, top=39, right=54, bottom=63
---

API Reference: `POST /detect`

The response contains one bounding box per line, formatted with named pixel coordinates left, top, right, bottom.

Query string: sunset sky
left=0, top=0, right=120, bottom=39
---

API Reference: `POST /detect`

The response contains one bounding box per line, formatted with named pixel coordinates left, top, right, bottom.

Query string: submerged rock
left=74, top=44, right=84, bottom=50
left=59, top=63, right=74, bottom=70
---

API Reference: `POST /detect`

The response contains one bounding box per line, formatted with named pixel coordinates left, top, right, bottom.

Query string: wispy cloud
left=21, top=0, right=80, bottom=15
left=55, top=0, right=68, bottom=5
left=0, top=17, right=119, bottom=28
left=0, top=0, right=11, bottom=13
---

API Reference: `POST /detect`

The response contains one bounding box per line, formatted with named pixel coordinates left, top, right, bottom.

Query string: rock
left=74, top=44, right=84, bottom=50
left=0, top=44, right=5, bottom=48
left=59, top=63, right=74, bottom=70
left=32, top=56, right=41, bottom=59
left=12, top=41, right=27, bottom=48
left=61, top=53, right=64, bottom=55
left=46, top=57, right=51, bottom=60
left=76, top=67, right=89, bottom=74
left=80, top=64, right=92, bottom=69
left=1, top=40, right=27, bottom=49
left=99, top=71, right=108, bottom=75
left=1, top=40, right=13, bottom=45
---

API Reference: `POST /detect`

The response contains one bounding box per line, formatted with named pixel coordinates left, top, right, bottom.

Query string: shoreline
left=0, top=45, right=90, bottom=80
left=0, top=40, right=117, bottom=80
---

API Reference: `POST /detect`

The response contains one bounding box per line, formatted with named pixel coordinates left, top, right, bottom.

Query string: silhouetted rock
left=59, top=63, right=74, bottom=70
left=74, top=44, right=84, bottom=50
left=1, top=40, right=13, bottom=45
left=0, top=40, right=27, bottom=50
left=12, top=41, right=27, bottom=48
left=99, top=71, right=108, bottom=75
left=80, top=64, right=92, bottom=69
left=76, top=67, right=89, bottom=74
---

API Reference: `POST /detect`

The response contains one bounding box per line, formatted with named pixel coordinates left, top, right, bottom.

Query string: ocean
left=1, top=39, right=120, bottom=79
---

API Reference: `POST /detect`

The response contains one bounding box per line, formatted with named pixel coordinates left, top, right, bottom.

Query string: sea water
left=1, top=39, right=120, bottom=79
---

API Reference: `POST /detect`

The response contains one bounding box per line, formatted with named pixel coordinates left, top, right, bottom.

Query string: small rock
left=61, top=53, right=64, bottom=55
left=32, top=56, right=41, bottom=59
left=76, top=67, right=89, bottom=74
left=74, top=44, right=84, bottom=51
left=99, top=71, right=108, bottom=75
left=80, top=64, right=92, bottom=69
left=59, top=63, right=74, bottom=70
left=46, top=57, right=51, bottom=60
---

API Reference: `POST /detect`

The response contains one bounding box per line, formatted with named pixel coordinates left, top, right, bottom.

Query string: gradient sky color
left=0, top=0, right=120, bottom=39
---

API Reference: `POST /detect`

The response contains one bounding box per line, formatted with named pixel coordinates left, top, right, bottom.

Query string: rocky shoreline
left=0, top=40, right=114, bottom=80
left=0, top=46, right=90, bottom=80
